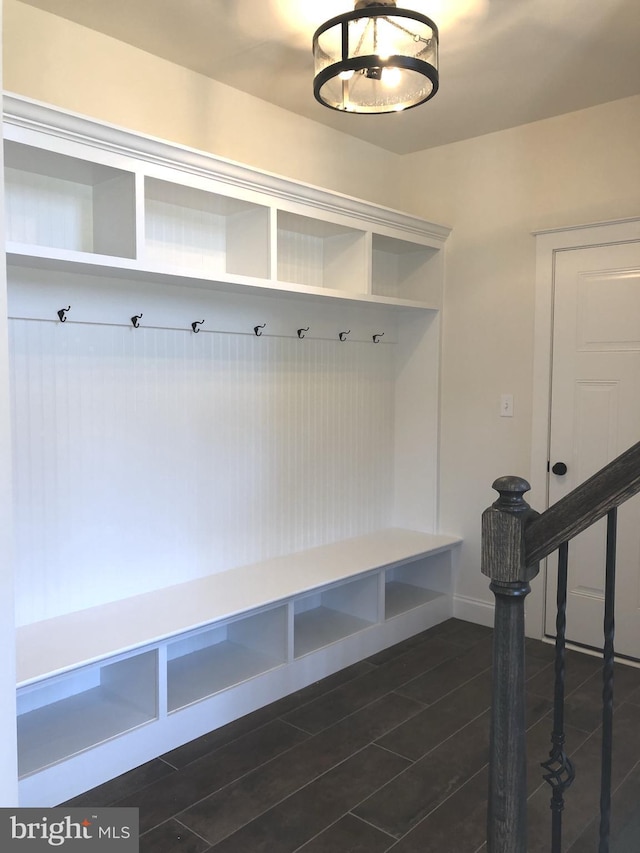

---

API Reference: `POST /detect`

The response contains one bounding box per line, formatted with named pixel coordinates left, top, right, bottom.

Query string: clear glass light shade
left=313, top=6, right=438, bottom=113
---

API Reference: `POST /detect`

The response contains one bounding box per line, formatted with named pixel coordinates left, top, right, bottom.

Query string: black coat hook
left=192, top=320, right=205, bottom=333
left=339, top=330, right=351, bottom=342
left=57, top=306, right=71, bottom=323
left=372, top=333, right=385, bottom=343
left=131, top=313, right=143, bottom=328
left=254, top=324, right=266, bottom=337
left=297, top=327, right=310, bottom=339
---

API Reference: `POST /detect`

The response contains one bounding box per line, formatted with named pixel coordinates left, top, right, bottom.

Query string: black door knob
left=552, top=462, right=568, bottom=476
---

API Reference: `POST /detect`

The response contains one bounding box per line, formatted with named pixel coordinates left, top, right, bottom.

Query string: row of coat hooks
left=56, top=307, right=386, bottom=343
left=284, top=325, right=384, bottom=343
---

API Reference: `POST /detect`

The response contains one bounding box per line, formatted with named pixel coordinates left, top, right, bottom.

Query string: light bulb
left=381, top=66, right=401, bottom=87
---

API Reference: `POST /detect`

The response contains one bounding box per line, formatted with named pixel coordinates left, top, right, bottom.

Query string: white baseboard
left=453, top=594, right=550, bottom=642
left=453, top=594, right=495, bottom=628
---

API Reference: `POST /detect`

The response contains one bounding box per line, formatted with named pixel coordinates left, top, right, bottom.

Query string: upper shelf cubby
left=276, top=210, right=366, bottom=293
left=144, top=177, right=270, bottom=280
left=372, top=234, right=441, bottom=303
left=4, top=140, right=136, bottom=259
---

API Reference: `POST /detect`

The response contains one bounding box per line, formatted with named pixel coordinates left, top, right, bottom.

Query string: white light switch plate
left=500, top=394, right=514, bottom=417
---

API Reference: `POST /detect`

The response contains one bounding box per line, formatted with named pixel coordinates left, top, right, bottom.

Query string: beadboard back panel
left=10, top=307, right=395, bottom=626
left=5, top=167, right=94, bottom=252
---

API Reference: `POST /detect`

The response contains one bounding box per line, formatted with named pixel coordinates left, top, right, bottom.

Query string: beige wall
left=5, top=0, right=640, bottom=631
left=3, top=0, right=400, bottom=206
left=398, top=95, right=640, bottom=622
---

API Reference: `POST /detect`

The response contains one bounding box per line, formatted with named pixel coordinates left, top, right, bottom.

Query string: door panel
left=546, top=242, right=640, bottom=657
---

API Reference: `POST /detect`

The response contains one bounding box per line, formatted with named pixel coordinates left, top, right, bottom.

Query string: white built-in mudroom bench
left=4, top=94, right=460, bottom=806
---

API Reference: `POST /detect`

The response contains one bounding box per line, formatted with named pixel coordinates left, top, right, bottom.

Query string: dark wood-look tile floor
left=63, top=619, right=640, bottom=852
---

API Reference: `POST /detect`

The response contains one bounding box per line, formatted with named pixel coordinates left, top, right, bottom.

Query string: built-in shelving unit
left=3, top=94, right=457, bottom=807
left=4, top=95, right=449, bottom=309
left=16, top=529, right=460, bottom=805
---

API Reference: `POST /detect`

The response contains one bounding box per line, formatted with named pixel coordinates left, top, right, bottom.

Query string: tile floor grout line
left=161, top=687, right=432, bottom=841
left=193, top=735, right=411, bottom=842
left=277, top=636, right=472, bottom=731
left=341, top=748, right=426, bottom=842
left=244, top=685, right=497, bottom=844
left=276, top=682, right=428, bottom=738
left=289, top=811, right=397, bottom=853
left=396, top=664, right=493, bottom=711
left=372, top=739, right=419, bottom=762
left=278, top=718, right=318, bottom=736
left=131, top=722, right=318, bottom=835
left=607, top=752, right=640, bottom=799
left=172, top=815, right=212, bottom=846
left=282, top=639, right=497, bottom=741
left=178, top=672, right=497, bottom=842
left=562, top=753, right=640, bottom=853
left=344, top=694, right=498, bottom=835
left=178, top=743, right=384, bottom=849
left=377, top=762, right=492, bottom=849
left=346, top=809, right=398, bottom=840
left=528, top=665, right=607, bottom=705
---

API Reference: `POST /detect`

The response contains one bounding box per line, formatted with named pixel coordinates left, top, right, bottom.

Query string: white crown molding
left=532, top=216, right=640, bottom=239
left=3, top=92, right=451, bottom=245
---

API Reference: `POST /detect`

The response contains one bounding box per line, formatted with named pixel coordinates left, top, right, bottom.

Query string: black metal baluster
left=541, top=540, right=575, bottom=853
left=599, top=508, right=617, bottom=853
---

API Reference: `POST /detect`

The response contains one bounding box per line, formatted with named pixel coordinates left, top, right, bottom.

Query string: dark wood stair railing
left=481, top=440, right=640, bottom=853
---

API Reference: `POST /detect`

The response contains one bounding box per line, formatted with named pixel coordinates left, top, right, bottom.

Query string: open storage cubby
left=384, top=551, right=452, bottom=620
left=277, top=210, right=366, bottom=292
left=144, top=176, right=270, bottom=279
left=371, top=233, right=440, bottom=302
left=167, top=605, right=288, bottom=712
left=293, top=574, right=379, bottom=658
left=4, top=140, right=136, bottom=259
left=17, top=650, right=157, bottom=778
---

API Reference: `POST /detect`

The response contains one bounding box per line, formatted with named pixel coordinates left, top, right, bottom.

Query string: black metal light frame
left=313, top=4, right=439, bottom=114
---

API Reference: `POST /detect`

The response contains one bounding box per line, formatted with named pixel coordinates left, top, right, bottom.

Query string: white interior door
left=546, top=240, right=640, bottom=658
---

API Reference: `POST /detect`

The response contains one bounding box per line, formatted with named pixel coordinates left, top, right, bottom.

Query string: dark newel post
left=482, top=476, right=540, bottom=853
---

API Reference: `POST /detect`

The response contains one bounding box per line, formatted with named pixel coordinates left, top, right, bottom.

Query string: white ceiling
left=18, top=0, right=640, bottom=154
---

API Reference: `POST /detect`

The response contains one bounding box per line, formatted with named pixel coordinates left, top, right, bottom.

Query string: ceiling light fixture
left=312, top=0, right=439, bottom=114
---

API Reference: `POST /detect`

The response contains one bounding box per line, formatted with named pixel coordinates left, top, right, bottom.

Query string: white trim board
left=453, top=594, right=494, bottom=629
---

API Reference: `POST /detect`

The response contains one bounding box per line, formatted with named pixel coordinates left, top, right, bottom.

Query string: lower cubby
left=293, top=574, right=379, bottom=658
left=384, top=552, right=451, bottom=620
left=17, top=650, right=157, bottom=778
left=167, top=605, right=288, bottom=712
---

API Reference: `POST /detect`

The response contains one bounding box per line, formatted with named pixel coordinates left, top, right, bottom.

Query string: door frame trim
left=528, top=217, right=640, bottom=638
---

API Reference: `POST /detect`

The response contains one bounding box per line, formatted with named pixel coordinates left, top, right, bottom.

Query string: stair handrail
left=525, top=440, right=640, bottom=564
